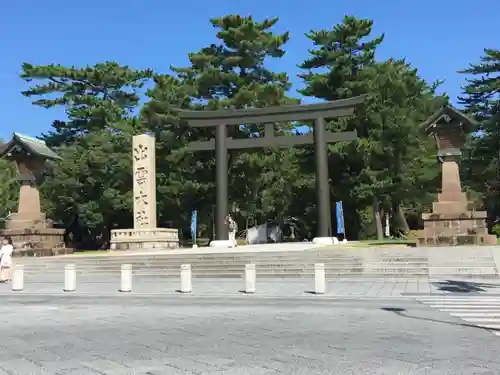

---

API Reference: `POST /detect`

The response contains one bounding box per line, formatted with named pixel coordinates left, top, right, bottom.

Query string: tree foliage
left=459, top=48, right=500, bottom=223
left=0, top=155, right=18, bottom=229
left=19, top=62, right=153, bottom=247
left=170, top=15, right=303, bottom=233
left=298, top=15, right=446, bottom=238
left=0, top=14, right=494, bottom=247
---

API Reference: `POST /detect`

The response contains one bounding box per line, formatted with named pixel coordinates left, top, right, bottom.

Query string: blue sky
left=0, top=0, right=498, bottom=141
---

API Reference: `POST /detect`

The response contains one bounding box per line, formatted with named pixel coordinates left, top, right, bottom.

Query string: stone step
left=17, top=261, right=366, bottom=268
left=19, top=267, right=431, bottom=276
left=20, top=274, right=417, bottom=280
left=12, top=247, right=500, bottom=278
left=18, top=272, right=479, bottom=279
left=16, top=259, right=487, bottom=267
left=15, top=256, right=432, bottom=265
left=19, top=266, right=365, bottom=274
left=20, top=269, right=497, bottom=278
left=19, top=261, right=485, bottom=269
left=17, top=257, right=368, bottom=264
left=21, top=262, right=490, bottom=268
left=14, top=249, right=432, bottom=262
left=18, top=257, right=482, bottom=266
left=16, top=254, right=363, bottom=263
left=20, top=270, right=431, bottom=277
left=18, top=268, right=497, bottom=278
left=15, top=260, right=460, bottom=268
left=18, top=261, right=430, bottom=271
left=25, top=267, right=500, bottom=277
left=20, top=270, right=429, bottom=276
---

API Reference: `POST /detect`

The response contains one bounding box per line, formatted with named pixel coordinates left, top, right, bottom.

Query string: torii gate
left=178, top=95, right=366, bottom=247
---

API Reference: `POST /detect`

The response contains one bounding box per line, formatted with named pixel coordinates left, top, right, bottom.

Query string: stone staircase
left=15, top=246, right=500, bottom=279
left=428, top=247, right=499, bottom=278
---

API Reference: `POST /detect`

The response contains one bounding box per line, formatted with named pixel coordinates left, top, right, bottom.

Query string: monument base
left=13, top=246, right=73, bottom=257
left=110, top=228, right=179, bottom=250
left=418, top=234, right=497, bottom=246
left=209, top=240, right=236, bottom=248
left=0, top=227, right=70, bottom=257
left=417, top=209, right=497, bottom=246
left=312, top=237, right=340, bottom=245
left=4, top=212, right=52, bottom=230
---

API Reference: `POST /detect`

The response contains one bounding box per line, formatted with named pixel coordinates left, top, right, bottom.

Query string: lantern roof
left=421, top=106, right=478, bottom=134
left=0, top=133, right=62, bottom=160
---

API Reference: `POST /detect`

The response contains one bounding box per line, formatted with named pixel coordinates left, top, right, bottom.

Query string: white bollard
left=64, top=264, right=76, bottom=292
left=120, top=264, right=132, bottom=292
left=314, top=263, right=326, bottom=294
left=11, top=265, right=24, bottom=292
left=180, top=264, right=192, bottom=293
left=244, top=264, right=256, bottom=294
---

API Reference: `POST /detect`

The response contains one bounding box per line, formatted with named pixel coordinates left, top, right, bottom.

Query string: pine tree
left=20, top=62, right=153, bottom=146
left=140, top=74, right=214, bottom=233
left=171, top=15, right=302, bottom=232
left=20, top=62, right=154, bottom=247
left=298, top=15, right=384, bottom=101
left=172, top=15, right=291, bottom=110
left=299, top=16, right=444, bottom=239
left=298, top=16, right=384, bottom=238
left=459, top=48, right=500, bottom=221
left=0, top=149, right=18, bottom=228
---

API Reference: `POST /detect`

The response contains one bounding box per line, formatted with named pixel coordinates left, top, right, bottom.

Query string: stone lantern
left=0, top=133, right=70, bottom=255
left=418, top=107, right=496, bottom=246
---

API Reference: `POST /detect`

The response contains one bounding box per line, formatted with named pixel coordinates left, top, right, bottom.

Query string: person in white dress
left=0, top=236, right=14, bottom=282
left=225, top=214, right=238, bottom=248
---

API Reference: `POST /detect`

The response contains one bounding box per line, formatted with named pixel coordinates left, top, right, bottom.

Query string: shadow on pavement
left=432, top=280, right=500, bottom=293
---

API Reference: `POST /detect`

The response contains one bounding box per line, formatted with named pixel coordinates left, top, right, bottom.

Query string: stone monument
left=0, top=133, right=70, bottom=255
left=110, top=134, right=179, bottom=250
left=417, top=106, right=497, bottom=246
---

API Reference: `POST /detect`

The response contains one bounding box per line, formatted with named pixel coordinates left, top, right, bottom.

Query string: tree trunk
left=372, top=197, right=384, bottom=240
left=393, top=202, right=410, bottom=236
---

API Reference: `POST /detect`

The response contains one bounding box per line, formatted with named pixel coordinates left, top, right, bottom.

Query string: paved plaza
left=3, top=267, right=500, bottom=374
left=1, top=293, right=500, bottom=374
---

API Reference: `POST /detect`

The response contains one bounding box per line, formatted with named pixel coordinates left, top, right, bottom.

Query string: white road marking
left=429, top=304, right=500, bottom=308
left=415, top=295, right=500, bottom=336
left=449, top=312, right=500, bottom=317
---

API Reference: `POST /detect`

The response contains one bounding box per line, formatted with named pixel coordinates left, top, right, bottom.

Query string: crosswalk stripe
left=473, top=324, right=500, bottom=329
left=429, top=304, right=500, bottom=308
left=420, top=302, right=500, bottom=306
left=450, top=313, right=500, bottom=317
left=416, top=296, right=500, bottom=300
left=417, top=298, right=500, bottom=303
left=461, top=318, right=500, bottom=322
left=441, top=309, right=500, bottom=313
left=415, top=296, right=500, bottom=301
left=417, top=298, right=500, bottom=302
left=414, top=294, right=500, bottom=337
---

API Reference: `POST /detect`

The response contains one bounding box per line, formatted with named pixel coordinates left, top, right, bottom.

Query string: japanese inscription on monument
left=132, top=134, right=157, bottom=229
